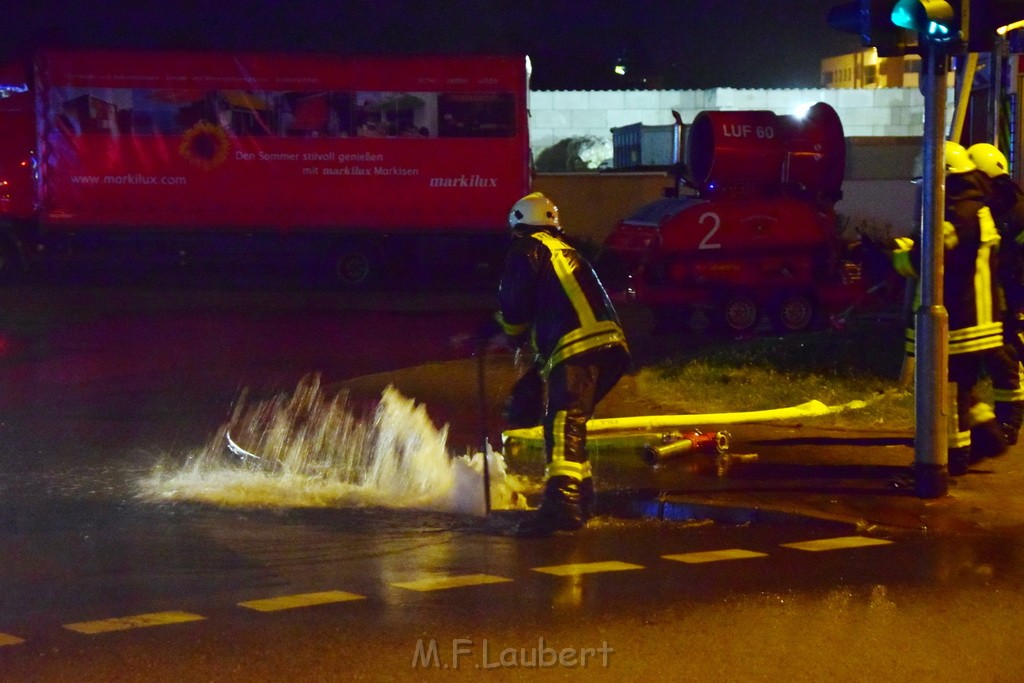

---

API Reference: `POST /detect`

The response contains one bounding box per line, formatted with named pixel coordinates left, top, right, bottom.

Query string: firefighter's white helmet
left=944, top=141, right=977, bottom=174
left=967, top=143, right=1009, bottom=178
left=508, top=192, right=560, bottom=230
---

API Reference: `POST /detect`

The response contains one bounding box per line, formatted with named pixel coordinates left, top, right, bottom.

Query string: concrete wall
left=837, top=180, right=917, bottom=239
left=834, top=136, right=920, bottom=237
left=529, top=87, right=954, bottom=162
left=533, top=172, right=672, bottom=246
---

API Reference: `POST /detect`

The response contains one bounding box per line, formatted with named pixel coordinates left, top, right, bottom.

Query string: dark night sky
left=2, top=1, right=864, bottom=90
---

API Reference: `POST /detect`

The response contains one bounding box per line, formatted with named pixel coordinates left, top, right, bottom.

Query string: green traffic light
left=891, top=0, right=956, bottom=41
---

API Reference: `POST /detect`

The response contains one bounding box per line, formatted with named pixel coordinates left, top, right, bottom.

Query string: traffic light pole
left=914, top=40, right=951, bottom=498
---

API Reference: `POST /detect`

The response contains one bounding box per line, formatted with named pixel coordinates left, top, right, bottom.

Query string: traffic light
left=828, top=0, right=915, bottom=56
left=891, top=0, right=957, bottom=41
left=829, top=1, right=1024, bottom=53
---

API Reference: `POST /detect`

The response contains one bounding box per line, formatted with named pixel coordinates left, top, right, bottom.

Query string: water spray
left=225, top=431, right=283, bottom=472
left=140, top=375, right=528, bottom=514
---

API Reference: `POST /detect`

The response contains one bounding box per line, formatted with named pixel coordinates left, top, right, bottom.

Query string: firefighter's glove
left=857, top=234, right=896, bottom=282
left=503, top=364, right=545, bottom=428
left=450, top=317, right=503, bottom=351
left=468, top=316, right=516, bottom=354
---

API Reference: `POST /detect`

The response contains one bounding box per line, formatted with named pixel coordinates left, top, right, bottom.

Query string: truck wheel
left=769, top=293, right=818, bottom=333
left=334, top=250, right=373, bottom=287
left=714, top=295, right=760, bottom=334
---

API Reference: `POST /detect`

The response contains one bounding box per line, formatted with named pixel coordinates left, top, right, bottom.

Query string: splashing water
left=139, top=374, right=529, bottom=515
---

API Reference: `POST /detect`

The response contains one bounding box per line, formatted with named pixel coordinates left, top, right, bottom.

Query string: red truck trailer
left=601, top=102, right=872, bottom=334
left=0, top=49, right=532, bottom=284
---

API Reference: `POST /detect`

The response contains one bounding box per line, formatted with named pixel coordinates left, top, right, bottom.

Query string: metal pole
left=950, top=52, right=978, bottom=143
left=992, top=39, right=1005, bottom=147
left=914, top=41, right=950, bottom=498
left=476, top=343, right=493, bottom=515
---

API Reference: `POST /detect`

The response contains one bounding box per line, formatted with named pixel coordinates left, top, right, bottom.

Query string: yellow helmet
left=967, top=143, right=1009, bottom=178
left=508, top=192, right=560, bottom=230
left=944, top=141, right=976, bottom=174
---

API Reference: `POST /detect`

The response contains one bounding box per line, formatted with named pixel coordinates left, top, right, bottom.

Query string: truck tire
left=769, top=293, right=818, bottom=333
left=714, top=294, right=760, bottom=334
left=334, top=248, right=375, bottom=287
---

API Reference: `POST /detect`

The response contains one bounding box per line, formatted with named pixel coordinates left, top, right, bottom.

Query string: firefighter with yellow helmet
left=480, top=191, right=630, bottom=536
left=891, top=141, right=1014, bottom=474
left=967, top=142, right=1024, bottom=446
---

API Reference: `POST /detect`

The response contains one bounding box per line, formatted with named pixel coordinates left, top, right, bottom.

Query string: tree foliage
left=534, top=135, right=611, bottom=172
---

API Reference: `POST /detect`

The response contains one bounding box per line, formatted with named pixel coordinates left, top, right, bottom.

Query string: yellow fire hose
left=501, top=399, right=867, bottom=449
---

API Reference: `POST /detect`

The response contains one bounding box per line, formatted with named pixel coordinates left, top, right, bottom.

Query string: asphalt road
left=0, top=282, right=1021, bottom=681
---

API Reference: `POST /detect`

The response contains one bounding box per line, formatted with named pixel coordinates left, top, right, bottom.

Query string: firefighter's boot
left=971, top=419, right=1009, bottom=460
left=580, top=477, right=595, bottom=522
left=514, top=476, right=584, bottom=537
left=948, top=446, right=971, bottom=476
left=995, top=401, right=1023, bottom=447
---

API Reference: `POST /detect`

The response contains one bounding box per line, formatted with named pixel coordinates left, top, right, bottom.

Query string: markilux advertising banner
left=37, top=50, right=529, bottom=232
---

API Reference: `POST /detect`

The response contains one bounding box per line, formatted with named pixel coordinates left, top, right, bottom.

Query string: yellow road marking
left=0, top=633, right=25, bottom=646
left=392, top=574, right=513, bottom=592
left=781, top=536, right=894, bottom=552
left=532, top=561, right=644, bottom=576
left=238, top=590, right=365, bottom=612
left=64, top=611, right=206, bottom=635
left=663, top=549, right=769, bottom=564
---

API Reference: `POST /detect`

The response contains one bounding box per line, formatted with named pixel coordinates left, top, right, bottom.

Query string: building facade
left=820, top=49, right=932, bottom=89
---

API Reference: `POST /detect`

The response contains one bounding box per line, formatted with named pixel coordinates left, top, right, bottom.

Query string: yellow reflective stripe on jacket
left=974, top=206, right=999, bottom=326
left=531, top=231, right=598, bottom=327
left=542, top=322, right=626, bottom=377
left=530, top=231, right=627, bottom=376
left=496, top=311, right=529, bottom=337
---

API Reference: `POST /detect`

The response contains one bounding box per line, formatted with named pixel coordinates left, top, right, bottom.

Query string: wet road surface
left=3, top=508, right=1024, bottom=680
left=0, top=283, right=1022, bottom=680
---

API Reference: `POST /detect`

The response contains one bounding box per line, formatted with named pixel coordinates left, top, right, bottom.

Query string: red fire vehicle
left=0, top=49, right=532, bottom=284
left=601, top=102, right=867, bottom=334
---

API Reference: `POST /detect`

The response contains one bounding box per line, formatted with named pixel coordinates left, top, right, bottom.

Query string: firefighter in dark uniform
left=891, top=142, right=1012, bottom=475
left=968, top=142, right=1024, bottom=445
left=483, top=192, right=630, bottom=536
